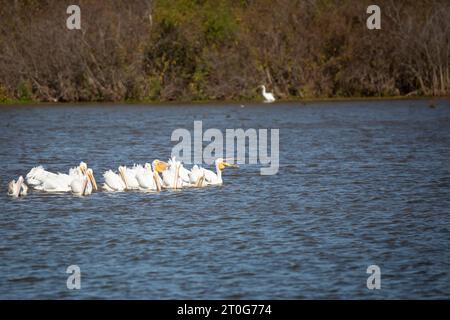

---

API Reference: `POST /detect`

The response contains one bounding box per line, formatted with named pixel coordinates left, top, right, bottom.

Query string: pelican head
left=118, top=166, right=129, bottom=189
left=152, top=159, right=168, bottom=173
left=215, top=158, right=239, bottom=171
left=8, top=176, right=26, bottom=197
left=79, top=162, right=88, bottom=174
left=86, top=168, right=98, bottom=191
left=8, top=180, right=15, bottom=195
left=144, top=162, right=153, bottom=172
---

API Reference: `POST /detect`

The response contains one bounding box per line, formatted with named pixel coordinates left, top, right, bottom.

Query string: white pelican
left=151, top=160, right=168, bottom=191
left=188, top=165, right=208, bottom=187
left=103, top=164, right=157, bottom=191
left=26, top=165, right=59, bottom=187
left=177, top=160, right=194, bottom=187
left=33, top=174, right=74, bottom=192
left=102, top=166, right=127, bottom=191
left=198, top=158, right=238, bottom=186
left=260, top=85, right=275, bottom=103
left=71, top=168, right=97, bottom=196
left=162, top=157, right=194, bottom=188
left=160, top=157, right=185, bottom=189
left=120, top=165, right=141, bottom=190
left=8, top=176, right=28, bottom=197
left=26, top=162, right=89, bottom=192
left=134, top=163, right=163, bottom=191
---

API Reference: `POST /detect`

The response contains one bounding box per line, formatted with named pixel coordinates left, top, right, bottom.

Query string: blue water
left=0, top=99, right=449, bottom=299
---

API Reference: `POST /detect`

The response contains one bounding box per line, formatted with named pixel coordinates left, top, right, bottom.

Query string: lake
left=0, top=99, right=449, bottom=299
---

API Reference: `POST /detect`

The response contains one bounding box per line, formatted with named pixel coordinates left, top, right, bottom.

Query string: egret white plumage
left=8, top=176, right=28, bottom=197
left=260, top=85, right=275, bottom=103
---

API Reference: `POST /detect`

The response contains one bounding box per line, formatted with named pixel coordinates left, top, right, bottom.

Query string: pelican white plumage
left=164, top=157, right=194, bottom=188
left=35, top=176, right=74, bottom=192
left=151, top=159, right=175, bottom=189
left=134, top=164, right=152, bottom=189
left=151, top=160, right=167, bottom=191
left=25, top=165, right=59, bottom=187
left=120, top=165, right=141, bottom=190
left=103, top=162, right=166, bottom=192
left=134, top=163, right=162, bottom=191
left=102, top=166, right=127, bottom=191
left=71, top=168, right=97, bottom=196
left=26, top=162, right=89, bottom=192
left=161, top=157, right=185, bottom=189
left=260, top=85, right=275, bottom=103
left=8, top=176, right=28, bottom=197
left=188, top=165, right=207, bottom=187
left=176, top=160, right=192, bottom=187
left=21, top=181, right=29, bottom=196
left=199, top=158, right=238, bottom=186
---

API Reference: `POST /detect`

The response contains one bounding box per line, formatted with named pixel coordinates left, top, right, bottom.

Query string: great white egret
left=260, top=85, right=275, bottom=103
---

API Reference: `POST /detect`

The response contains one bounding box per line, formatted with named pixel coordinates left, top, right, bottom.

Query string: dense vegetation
left=0, top=0, right=449, bottom=103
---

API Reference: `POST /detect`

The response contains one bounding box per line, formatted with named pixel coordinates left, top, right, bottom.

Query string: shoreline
left=1, top=95, right=449, bottom=107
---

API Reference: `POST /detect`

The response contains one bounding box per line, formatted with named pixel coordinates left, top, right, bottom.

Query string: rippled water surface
left=1, top=100, right=449, bottom=299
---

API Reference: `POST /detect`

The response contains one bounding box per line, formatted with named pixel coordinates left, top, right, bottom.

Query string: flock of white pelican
left=7, top=157, right=239, bottom=197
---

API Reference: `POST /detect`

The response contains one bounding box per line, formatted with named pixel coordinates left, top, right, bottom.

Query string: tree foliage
left=0, top=0, right=449, bottom=102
